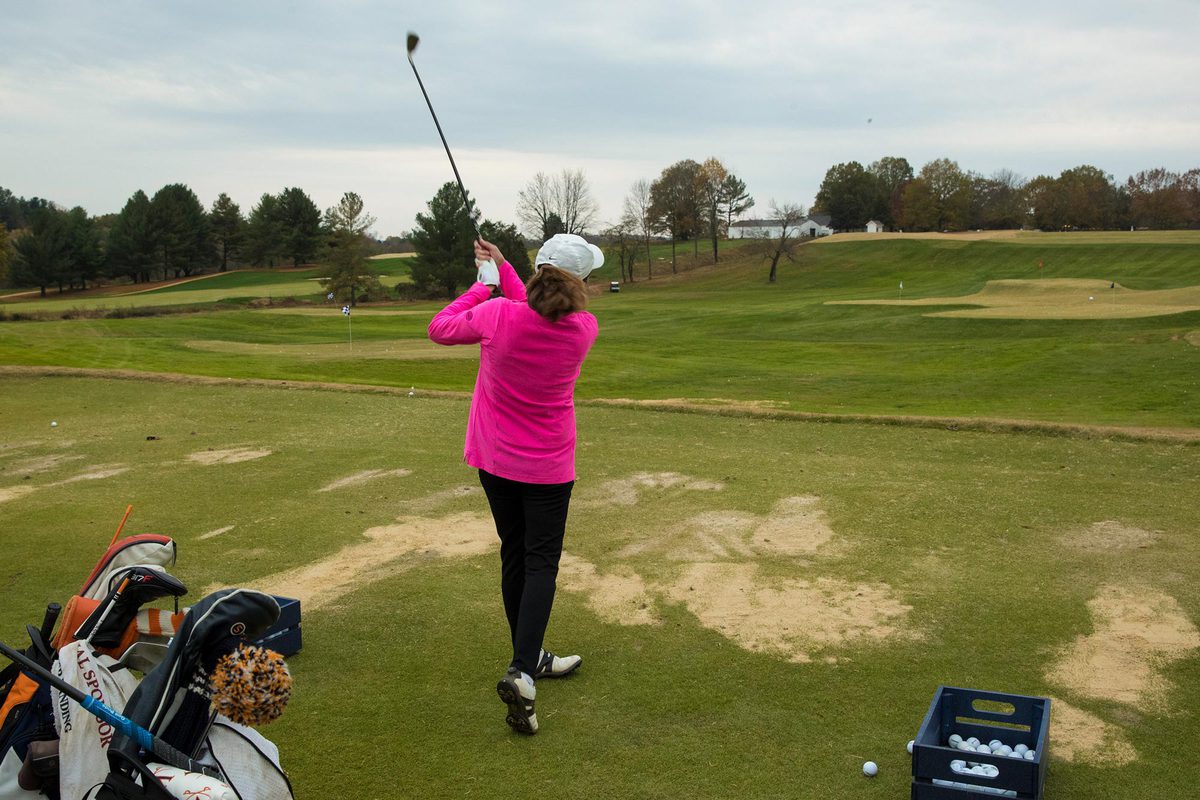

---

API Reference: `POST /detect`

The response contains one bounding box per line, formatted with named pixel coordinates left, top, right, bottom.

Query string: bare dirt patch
left=7, top=453, right=86, bottom=475
left=828, top=279, right=1200, bottom=320
left=663, top=563, right=916, bottom=663
left=184, top=339, right=474, bottom=361
left=187, top=448, right=273, bottom=466
left=317, top=469, right=412, bottom=493
left=0, top=485, right=38, bottom=504
left=199, top=525, right=235, bottom=540
left=229, top=512, right=496, bottom=611
left=54, top=465, right=129, bottom=484
left=1186, top=331, right=1200, bottom=348
left=1045, top=585, right=1200, bottom=710
left=405, top=485, right=483, bottom=512
left=579, top=471, right=726, bottom=508
left=1048, top=698, right=1138, bottom=766
left=619, top=496, right=840, bottom=561
left=1061, top=520, right=1160, bottom=552
left=558, top=553, right=661, bottom=626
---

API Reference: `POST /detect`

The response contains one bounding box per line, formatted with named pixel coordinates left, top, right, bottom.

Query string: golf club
left=0, top=639, right=221, bottom=779
left=406, top=31, right=498, bottom=278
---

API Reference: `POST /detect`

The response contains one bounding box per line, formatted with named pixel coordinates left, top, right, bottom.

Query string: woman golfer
left=428, top=233, right=602, bottom=735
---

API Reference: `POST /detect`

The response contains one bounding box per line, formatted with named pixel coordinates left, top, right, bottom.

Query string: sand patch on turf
left=1045, top=585, right=1200, bottom=709
left=663, top=563, right=915, bottom=663
left=199, top=525, right=235, bottom=540
left=54, top=465, right=129, bottom=484
left=8, top=453, right=86, bottom=475
left=620, top=496, right=840, bottom=561
left=405, top=485, right=483, bottom=512
left=318, top=469, right=412, bottom=492
left=1062, top=520, right=1160, bottom=552
left=828, top=279, right=1200, bottom=320
left=188, top=448, right=272, bottom=465
left=579, top=472, right=725, bottom=508
left=1049, top=699, right=1138, bottom=766
left=184, top=339, right=474, bottom=360
left=0, top=485, right=38, bottom=504
left=1186, top=331, right=1200, bottom=347
left=232, top=512, right=495, bottom=610
left=558, top=553, right=660, bottom=626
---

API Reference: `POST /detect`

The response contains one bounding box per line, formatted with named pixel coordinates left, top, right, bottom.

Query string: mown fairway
left=1, top=234, right=1198, bottom=428
left=2, top=233, right=1198, bottom=799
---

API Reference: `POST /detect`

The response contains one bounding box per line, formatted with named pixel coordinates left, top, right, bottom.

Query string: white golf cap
left=534, top=233, right=604, bottom=280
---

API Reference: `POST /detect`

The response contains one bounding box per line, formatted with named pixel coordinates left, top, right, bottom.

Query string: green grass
left=4, top=235, right=1196, bottom=428
left=1, top=376, right=1196, bottom=799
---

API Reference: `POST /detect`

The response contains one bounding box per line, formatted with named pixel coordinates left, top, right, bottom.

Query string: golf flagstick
left=343, top=305, right=352, bottom=353
left=0, top=640, right=221, bottom=779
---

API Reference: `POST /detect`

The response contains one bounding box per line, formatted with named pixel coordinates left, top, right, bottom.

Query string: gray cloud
left=2, top=0, right=1197, bottom=235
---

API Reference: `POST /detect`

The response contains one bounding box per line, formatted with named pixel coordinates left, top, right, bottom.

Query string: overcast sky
left=3, top=0, right=1198, bottom=237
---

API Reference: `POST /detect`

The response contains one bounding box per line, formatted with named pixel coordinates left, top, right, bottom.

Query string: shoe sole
left=496, top=679, right=537, bottom=735
left=536, top=657, right=582, bottom=680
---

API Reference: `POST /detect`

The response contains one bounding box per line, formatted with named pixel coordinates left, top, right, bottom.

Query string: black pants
left=478, top=469, right=574, bottom=677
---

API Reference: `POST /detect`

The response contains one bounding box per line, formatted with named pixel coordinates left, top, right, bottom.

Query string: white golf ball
left=967, top=737, right=980, bottom=747
left=988, top=739, right=1003, bottom=750
left=948, top=734, right=963, bottom=747
left=907, top=740, right=915, bottom=754
left=1014, top=744, right=1028, bottom=755
left=407, top=391, right=414, bottom=397
left=50, top=421, right=58, bottom=427
left=976, top=744, right=992, bottom=754
left=863, top=761, right=878, bottom=777
left=1089, top=296, right=1094, bottom=301
left=1025, top=750, right=1036, bottom=760
left=950, top=760, right=967, bottom=772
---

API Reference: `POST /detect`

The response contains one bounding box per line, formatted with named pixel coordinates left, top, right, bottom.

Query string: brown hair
left=526, top=265, right=588, bottom=322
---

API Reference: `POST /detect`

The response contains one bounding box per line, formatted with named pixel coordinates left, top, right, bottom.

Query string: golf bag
left=0, top=608, right=62, bottom=800
left=91, top=589, right=293, bottom=800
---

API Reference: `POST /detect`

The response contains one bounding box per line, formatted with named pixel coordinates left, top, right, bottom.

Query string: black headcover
left=108, top=589, right=279, bottom=770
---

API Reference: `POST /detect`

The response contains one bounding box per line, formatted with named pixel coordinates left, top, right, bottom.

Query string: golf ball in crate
left=863, top=761, right=878, bottom=777
left=907, top=740, right=915, bottom=754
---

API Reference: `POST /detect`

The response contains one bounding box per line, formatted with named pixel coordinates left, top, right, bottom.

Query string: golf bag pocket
left=0, top=674, right=58, bottom=800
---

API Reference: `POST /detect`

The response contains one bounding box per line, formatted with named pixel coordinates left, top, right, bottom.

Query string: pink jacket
left=427, top=261, right=598, bottom=484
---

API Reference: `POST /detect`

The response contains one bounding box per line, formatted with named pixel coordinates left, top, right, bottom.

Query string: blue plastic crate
left=911, top=686, right=1051, bottom=800
left=253, top=596, right=302, bottom=657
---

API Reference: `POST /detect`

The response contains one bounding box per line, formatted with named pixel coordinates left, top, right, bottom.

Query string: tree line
left=812, top=158, right=1200, bottom=232
left=0, top=184, right=382, bottom=301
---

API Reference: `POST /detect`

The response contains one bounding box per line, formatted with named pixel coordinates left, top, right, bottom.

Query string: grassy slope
left=5, top=234, right=1196, bottom=428
left=1, top=376, right=1197, bottom=799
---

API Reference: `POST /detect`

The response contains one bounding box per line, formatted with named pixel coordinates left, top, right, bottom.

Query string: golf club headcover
left=74, top=566, right=188, bottom=649
left=208, top=645, right=291, bottom=727
left=148, top=763, right=238, bottom=800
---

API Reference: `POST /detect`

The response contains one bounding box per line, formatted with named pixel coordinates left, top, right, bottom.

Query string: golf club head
left=406, top=31, right=420, bottom=60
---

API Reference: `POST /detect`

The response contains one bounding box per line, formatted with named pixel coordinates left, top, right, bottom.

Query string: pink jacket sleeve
left=497, top=260, right=526, bottom=301
left=427, top=282, right=497, bottom=345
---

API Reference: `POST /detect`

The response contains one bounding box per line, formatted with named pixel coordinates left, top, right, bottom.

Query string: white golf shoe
left=534, top=648, right=582, bottom=679
left=496, top=668, right=538, bottom=735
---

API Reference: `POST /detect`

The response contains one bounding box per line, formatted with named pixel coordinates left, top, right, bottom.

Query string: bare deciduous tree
left=516, top=169, right=599, bottom=239
left=622, top=178, right=655, bottom=280
left=761, top=201, right=806, bottom=283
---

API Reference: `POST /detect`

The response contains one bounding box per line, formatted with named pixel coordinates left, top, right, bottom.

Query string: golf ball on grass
left=907, top=740, right=915, bottom=754
left=863, top=761, right=878, bottom=777
left=51, top=421, right=58, bottom=427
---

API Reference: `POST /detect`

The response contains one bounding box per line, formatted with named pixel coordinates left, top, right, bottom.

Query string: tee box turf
left=911, top=685, right=1051, bottom=800
left=253, top=596, right=302, bottom=657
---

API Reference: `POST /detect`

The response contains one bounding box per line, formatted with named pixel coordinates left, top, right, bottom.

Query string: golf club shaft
left=406, top=51, right=482, bottom=239
left=0, top=640, right=220, bottom=779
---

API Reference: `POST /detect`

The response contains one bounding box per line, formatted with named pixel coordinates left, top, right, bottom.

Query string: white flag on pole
left=342, top=306, right=350, bottom=316
left=327, top=292, right=334, bottom=300
left=899, top=281, right=904, bottom=289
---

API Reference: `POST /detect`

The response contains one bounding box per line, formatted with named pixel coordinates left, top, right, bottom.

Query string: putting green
left=828, top=279, right=1200, bottom=319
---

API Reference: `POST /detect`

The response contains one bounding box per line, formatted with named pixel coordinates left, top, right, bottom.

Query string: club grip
left=79, top=696, right=220, bottom=779
left=39, top=603, right=62, bottom=643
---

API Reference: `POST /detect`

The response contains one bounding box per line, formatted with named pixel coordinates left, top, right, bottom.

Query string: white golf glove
left=476, top=258, right=499, bottom=287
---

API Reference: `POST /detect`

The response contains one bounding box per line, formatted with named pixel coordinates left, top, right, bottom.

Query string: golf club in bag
left=406, top=31, right=498, bottom=279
